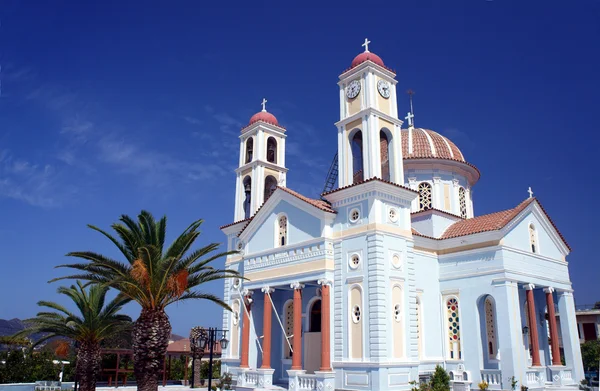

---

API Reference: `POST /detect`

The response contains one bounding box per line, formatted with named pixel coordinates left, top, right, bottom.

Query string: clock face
left=346, top=80, right=361, bottom=99
left=377, top=79, right=391, bottom=99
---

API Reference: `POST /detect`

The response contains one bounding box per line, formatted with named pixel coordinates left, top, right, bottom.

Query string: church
left=219, top=40, right=584, bottom=391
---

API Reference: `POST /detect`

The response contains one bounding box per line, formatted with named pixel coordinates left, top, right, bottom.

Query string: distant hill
left=0, top=318, right=26, bottom=336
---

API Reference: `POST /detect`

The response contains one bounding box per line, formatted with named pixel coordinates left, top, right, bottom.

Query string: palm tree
left=53, top=211, right=239, bottom=391
left=13, top=282, right=131, bottom=391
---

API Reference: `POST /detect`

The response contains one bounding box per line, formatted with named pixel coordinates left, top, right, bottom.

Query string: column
left=240, top=293, right=252, bottom=368
left=557, top=289, right=585, bottom=381
left=291, top=282, right=304, bottom=370
left=544, top=287, right=562, bottom=365
left=318, top=279, right=332, bottom=371
left=525, top=284, right=542, bottom=367
left=260, top=287, right=274, bottom=369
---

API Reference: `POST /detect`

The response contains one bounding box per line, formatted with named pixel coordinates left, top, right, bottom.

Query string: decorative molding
left=261, top=286, right=275, bottom=294
left=318, top=278, right=333, bottom=286
left=523, top=283, right=536, bottom=291
left=290, top=282, right=305, bottom=290
left=543, top=287, right=555, bottom=294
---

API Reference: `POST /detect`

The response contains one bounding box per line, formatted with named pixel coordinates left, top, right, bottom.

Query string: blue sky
left=1, top=0, right=599, bottom=335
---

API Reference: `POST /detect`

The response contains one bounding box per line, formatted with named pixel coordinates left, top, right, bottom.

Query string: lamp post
left=198, top=328, right=228, bottom=391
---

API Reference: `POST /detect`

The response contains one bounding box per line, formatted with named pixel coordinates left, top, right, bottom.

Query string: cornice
left=335, top=107, right=403, bottom=128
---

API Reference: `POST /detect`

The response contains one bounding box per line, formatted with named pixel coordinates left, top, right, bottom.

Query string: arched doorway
left=304, top=298, right=322, bottom=374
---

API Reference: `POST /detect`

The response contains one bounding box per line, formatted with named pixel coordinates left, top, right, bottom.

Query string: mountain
left=0, top=318, right=26, bottom=336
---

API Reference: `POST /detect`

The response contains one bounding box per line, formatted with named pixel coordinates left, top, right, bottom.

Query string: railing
left=480, top=370, right=502, bottom=389
left=576, top=304, right=600, bottom=311
left=240, top=370, right=259, bottom=387
left=297, top=374, right=317, bottom=391
left=244, top=239, right=333, bottom=272
left=526, top=369, right=545, bottom=387
left=562, top=369, right=573, bottom=381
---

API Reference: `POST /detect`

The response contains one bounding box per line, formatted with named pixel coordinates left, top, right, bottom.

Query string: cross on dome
left=405, top=112, right=414, bottom=127
left=528, top=187, right=534, bottom=199
left=261, top=98, right=268, bottom=112
left=362, top=38, right=371, bottom=53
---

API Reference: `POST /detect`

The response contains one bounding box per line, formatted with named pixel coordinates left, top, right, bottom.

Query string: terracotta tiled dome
left=351, top=52, right=385, bottom=69
left=247, top=111, right=280, bottom=127
left=401, top=128, right=465, bottom=162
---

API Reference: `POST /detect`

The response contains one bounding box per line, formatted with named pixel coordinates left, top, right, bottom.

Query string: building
left=219, top=40, right=584, bottom=391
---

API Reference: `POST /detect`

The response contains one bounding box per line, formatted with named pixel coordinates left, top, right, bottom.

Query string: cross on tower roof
left=405, top=112, right=414, bottom=127
left=528, top=187, right=534, bottom=199
left=261, top=98, right=267, bottom=112
left=362, top=38, right=371, bottom=53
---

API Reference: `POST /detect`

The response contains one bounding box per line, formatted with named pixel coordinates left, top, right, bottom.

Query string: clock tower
left=234, top=99, right=288, bottom=221
left=336, top=39, right=404, bottom=187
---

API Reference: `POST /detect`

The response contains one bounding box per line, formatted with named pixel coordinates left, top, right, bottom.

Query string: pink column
left=240, top=295, right=252, bottom=368
left=261, top=287, right=274, bottom=369
left=291, top=282, right=303, bottom=370
left=545, top=287, right=562, bottom=365
left=525, top=284, right=542, bottom=367
left=319, top=280, right=332, bottom=371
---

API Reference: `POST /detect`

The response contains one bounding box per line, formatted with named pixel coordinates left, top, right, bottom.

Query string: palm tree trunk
left=76, top=342, right=101, bottom=391
left=132, top=308, right=171, bottom=391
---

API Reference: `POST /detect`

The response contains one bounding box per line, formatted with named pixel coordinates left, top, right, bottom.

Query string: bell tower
left=234, top=99, right=288, bottom=221
left=335, top=39, right=404, bottom=187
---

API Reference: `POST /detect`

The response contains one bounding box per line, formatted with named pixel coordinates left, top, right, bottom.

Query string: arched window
left=243, top=176, right=252, bottom=219
left=418, top=182, right=432, bottom=211
left=266, top=137, right=277, bottom=163
left=245, top=137, right=254, bottom=164
left=529, top=224, right=538, bottom=253
left=392, top=285, right=403, bottom=359
left=349, top=286, right=363, bottom=359
left=264, top=175, right=277, bottom=203
left=380, top=130, right=390, bottom=181
left=351, top=131, right=364, bottom=184
left=446, top=297, right=461, bottom=359
left=284, top=301, right=294, bottom=359
left=485, top=297, right=498, bottom=358
left=459, top=187, right=467, bottom=218
left=278, top=215, right=288, bottom=247
left=310, top=299, right=322, bottom=332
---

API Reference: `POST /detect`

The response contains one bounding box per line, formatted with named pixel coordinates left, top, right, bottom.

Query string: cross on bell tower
left=362, top=38, right=371, bottom=52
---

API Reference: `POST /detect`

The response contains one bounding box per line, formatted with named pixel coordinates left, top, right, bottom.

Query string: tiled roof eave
left=322, top=177, right=418, bottom=197
left=403, top=156, right=481, bottom=178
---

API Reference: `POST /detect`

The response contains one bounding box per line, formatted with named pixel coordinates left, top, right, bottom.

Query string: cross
left=528, top=187, right=534, bottom=199
left=261, top=98, right=267, bottom=112
left=405, top=112, right=414, bottom=127
left=362, top=38, right=371, bottom=53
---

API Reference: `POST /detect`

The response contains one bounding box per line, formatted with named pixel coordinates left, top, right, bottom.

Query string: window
left=352, top=305, right=361, bottom=323
left=278, top=215, right=288, bottom=247
left=418, top=182, right=432, bottom=211
left=232, top=278, right=241, bottom=289
left=529, top=223, right=538, bottom=253
left=310, top=300, right=322, bottom=332
left=264, top=175, right=277, bottom=203
left=349, top=208, right=360, bottom=223
left=284, top=301, right=294, bottom=358
left=388, top=207, right=398, bottom=223
left=243, top=176, right=252, bottom=219
left=266, top=137, right=277, bottom=163
left=380, top=130, right=390, bottom=181
left=394, top=304, right=402, bottom=322
left=391, top=253, right=402, bottom=269
left=245, top=137, right=254, bottom=163
left=351, top=131, right=364, bottom=184
left=485, top=297, right=497, bottom=358
left=349, top=253, right=361, bottom=270
left=459, top=187, right=467, bottom=218
left=446, top=297, right=461, bottom=359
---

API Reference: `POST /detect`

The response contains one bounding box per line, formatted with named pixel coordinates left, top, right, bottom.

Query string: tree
left=430, top=365, right=450, bottom=391
left=13, top=282, right=131, bottom=391
left=581, top=340, right=600, bottom=371
left=54, top=211, right=239, bottom=391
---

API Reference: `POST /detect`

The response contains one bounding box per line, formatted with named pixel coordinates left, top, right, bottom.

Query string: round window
left=349, top=254, right=361, bottom=269
left=392, top=253, right=402, bottom=269
left=394, top=304, right=401, bottom=322
left=232, top=278, right=241, bottom=288
left=388, top=208, right=398, bottom=223
left=237, top=242, right=244, bottom=250
left=352, top=305, right=361, bottom=323
left=349, top=208, right=360, bottom=223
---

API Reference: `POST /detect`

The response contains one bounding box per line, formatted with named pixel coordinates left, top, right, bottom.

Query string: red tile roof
left=412, top=198, right=570, bottom=250
left=220, top=217, right=252, bottom=230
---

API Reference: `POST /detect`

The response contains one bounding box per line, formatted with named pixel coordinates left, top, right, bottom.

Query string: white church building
left=219, top=40, right=584, bottom=391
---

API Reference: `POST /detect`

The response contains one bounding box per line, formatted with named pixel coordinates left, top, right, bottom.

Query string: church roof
left=413, top=198, right=570, bottom=250
left=402, top=128, right=466, bottom=162
left=246, top=110, right=282, bottom=129
left=321, top=177, right=417, bottom=197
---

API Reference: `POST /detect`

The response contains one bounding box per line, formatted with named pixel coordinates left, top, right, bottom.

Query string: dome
left=351, top=51, right=385, bottom=69
left=247, top=110, right=280, bottom=128
left=401, top=128, right=465, bottom=162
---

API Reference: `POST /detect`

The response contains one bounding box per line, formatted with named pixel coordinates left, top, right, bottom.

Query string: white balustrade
left=480, top=370, right=502, bottom=389
left=526, top=369, right=544, bottom=386
left=241, top=370, right=259, bottom=386
left=297, top=374, right=317, bottom=391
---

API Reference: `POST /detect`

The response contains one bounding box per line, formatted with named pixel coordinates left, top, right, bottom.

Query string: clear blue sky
left=1, top=0, right=598, bottom=335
